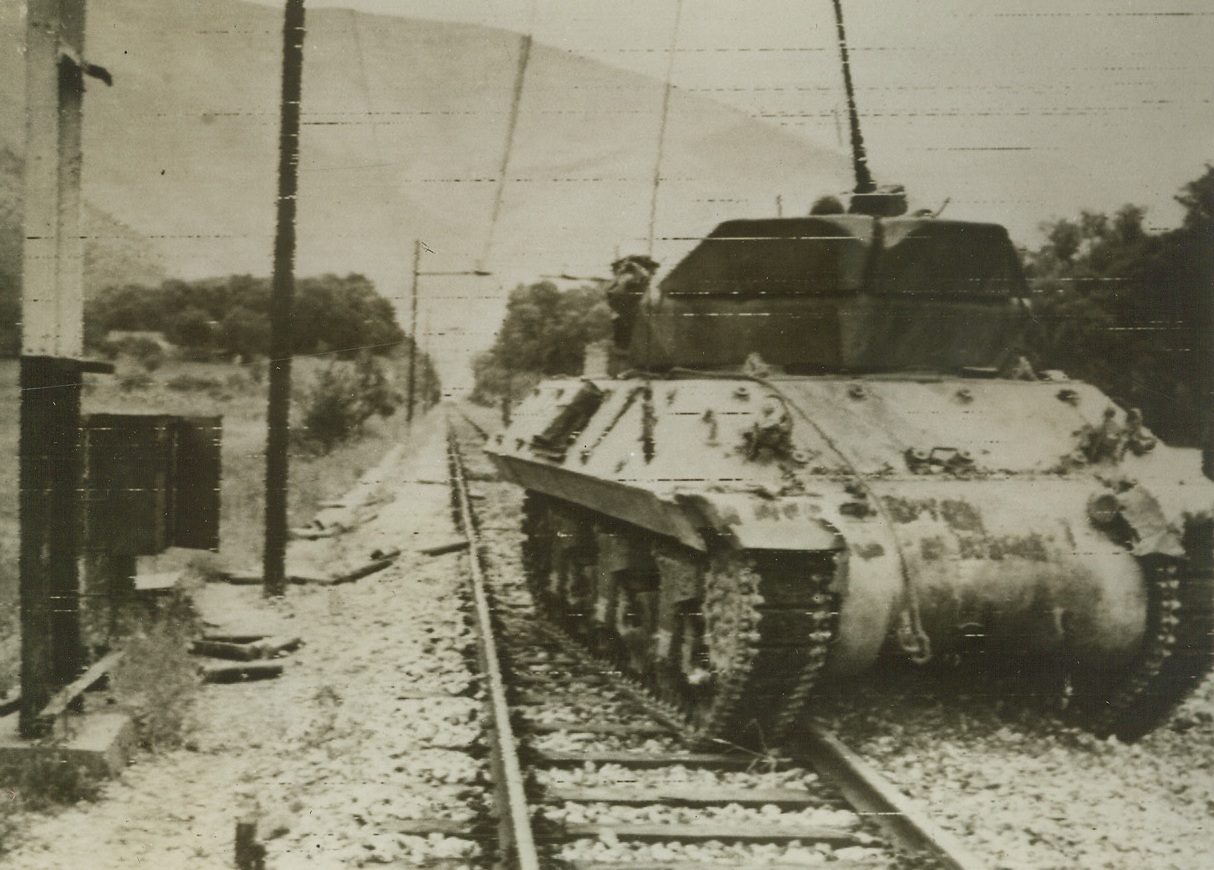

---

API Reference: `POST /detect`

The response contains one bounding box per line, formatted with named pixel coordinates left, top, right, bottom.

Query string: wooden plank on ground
left=39, top=651, right=124, bottom=721
left=199, top=661, right=283, bottom=684
left=560, top=822, right=858, bottom=845
left=192, top=636, right=302, bottom=661
left=329, top=557, right=396, bottom=585
left=544, top=785, right=833, bottom=808
left=419, top=540, right=470, bottom=557
left=192, top=640, right=260, bottom=661
left=201, top=634, right=267, bottom=645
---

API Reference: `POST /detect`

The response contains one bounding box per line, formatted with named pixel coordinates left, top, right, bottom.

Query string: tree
left=84, top=272, right=405, bottom=362
left=163, top=306, right=215, bottom=350
left=298, top=352, right=403, bottom=453
left=295, top=274, right=405, bottom=359
left=218, top=305, right=270, bottom=364
left=472, top=279, right=611, bottom=405
left=1024, top=166, right=1214, bottom=447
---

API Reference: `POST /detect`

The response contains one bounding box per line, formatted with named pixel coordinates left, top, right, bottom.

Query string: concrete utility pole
left=263, top=0, right=306, bottom=597
left=20, top=0, right=108, bottom=738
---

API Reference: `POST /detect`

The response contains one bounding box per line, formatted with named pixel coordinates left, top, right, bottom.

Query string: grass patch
left=0, top=745, right=103, bottom=811
left=0, top=744, right=105, bottom=854
left=110, top=592, right=203, bottom=752
left=0, top=356, right=415, bottom=682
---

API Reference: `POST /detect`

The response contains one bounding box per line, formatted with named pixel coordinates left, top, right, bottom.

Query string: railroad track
left=444, top=411, right=986, bottom=870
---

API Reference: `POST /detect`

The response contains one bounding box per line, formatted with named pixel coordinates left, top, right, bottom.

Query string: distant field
left=0, top=355, right=415, bottom=689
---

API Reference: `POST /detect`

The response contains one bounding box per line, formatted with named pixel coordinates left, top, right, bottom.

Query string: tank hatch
left=626, top=214, right=1029, bottom=374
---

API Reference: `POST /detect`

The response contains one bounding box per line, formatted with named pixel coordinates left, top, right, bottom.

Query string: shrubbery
left=111, top=593, right=202, bottom=752
left=99, top=335, right=165, bottom=372
left=85, top=272, right=405, bottom=363
left=472, top=279, right=610, bottom=405
left=1024, top=166, right=1214, bottom=446
left=298, top=354, right=402, bottom=454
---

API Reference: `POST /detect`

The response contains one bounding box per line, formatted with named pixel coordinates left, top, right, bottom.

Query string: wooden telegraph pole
left=263, top=0, right=307, bottom=597
left=19, top=0, right=107, bottom=737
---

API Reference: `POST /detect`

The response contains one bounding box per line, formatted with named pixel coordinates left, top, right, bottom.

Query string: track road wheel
left=663, top=604, right=716, bottom=727
left=661, top=549, right=840, bottom=750
left=520, top=493, right=556, bottom=615
left=560, top=548, right=599, bottom=642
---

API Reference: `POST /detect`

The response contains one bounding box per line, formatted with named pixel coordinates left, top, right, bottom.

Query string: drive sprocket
left=1074, top=520, right=1214, bottom=740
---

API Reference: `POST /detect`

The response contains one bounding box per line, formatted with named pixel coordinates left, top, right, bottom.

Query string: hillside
left=0, top=0, right=852, bottom=376
left=0, top=144, right=165, bottom=353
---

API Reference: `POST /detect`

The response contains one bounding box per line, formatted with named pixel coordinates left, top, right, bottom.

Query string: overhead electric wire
left=647, top=0, right=685, bottom=256
left=479, top=0, right=540, bottom=272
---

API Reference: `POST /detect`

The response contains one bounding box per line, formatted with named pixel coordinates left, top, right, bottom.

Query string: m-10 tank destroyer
left=484, top=4, right=1213, bottom=747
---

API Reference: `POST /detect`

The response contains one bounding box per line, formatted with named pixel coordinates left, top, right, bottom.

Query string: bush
left=0, top=744, right=102, bottom=814
left=86, top=272, right=406, bottom=361
left=166, top=373, right=224, bottom=394
left=112, top=337, right=166, bottom=372
left=298, top=354, right=401, bottom=454
left=163, top=306, right=215, bottom=349
left=110, top=593, right=201, bottom=752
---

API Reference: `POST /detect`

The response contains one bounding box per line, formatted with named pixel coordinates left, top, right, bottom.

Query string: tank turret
left=625, top=213, right=1029, bottom=374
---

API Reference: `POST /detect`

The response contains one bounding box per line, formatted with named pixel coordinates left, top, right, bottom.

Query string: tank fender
left=676, top=491, right=844, bottom=555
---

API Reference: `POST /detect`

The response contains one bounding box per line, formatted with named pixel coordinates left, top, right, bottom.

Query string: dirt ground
left=4, top=413, right=481, bottom=869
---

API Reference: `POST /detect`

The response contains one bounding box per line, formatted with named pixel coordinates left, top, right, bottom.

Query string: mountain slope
left=3, top=2, right=851, bottom=271
left=0, top=0, right=853, bottom=373
left=0, top=144, right=165, bottom=353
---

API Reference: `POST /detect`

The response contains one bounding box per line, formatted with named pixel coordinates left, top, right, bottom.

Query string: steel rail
left=448, top=414, right=984, bottom=870
left=446, top=419, right=541, bottom=870
left=793, top=723, right=989, bottom=870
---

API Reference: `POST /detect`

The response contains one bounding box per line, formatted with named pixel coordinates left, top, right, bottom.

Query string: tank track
left=670, top=550, right=839, bottom=748
left=1080, top=521, right=1214, bottom=741
left=520, top=493, right=839, bottom=749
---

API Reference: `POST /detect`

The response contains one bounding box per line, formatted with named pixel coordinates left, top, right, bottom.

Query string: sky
left=227, top=0, right=1214, bottom=386
left=240, top=0, right=1214, bottom=232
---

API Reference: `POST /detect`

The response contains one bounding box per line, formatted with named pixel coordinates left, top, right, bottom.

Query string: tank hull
left=487, top=373, right=1214, bottom=742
